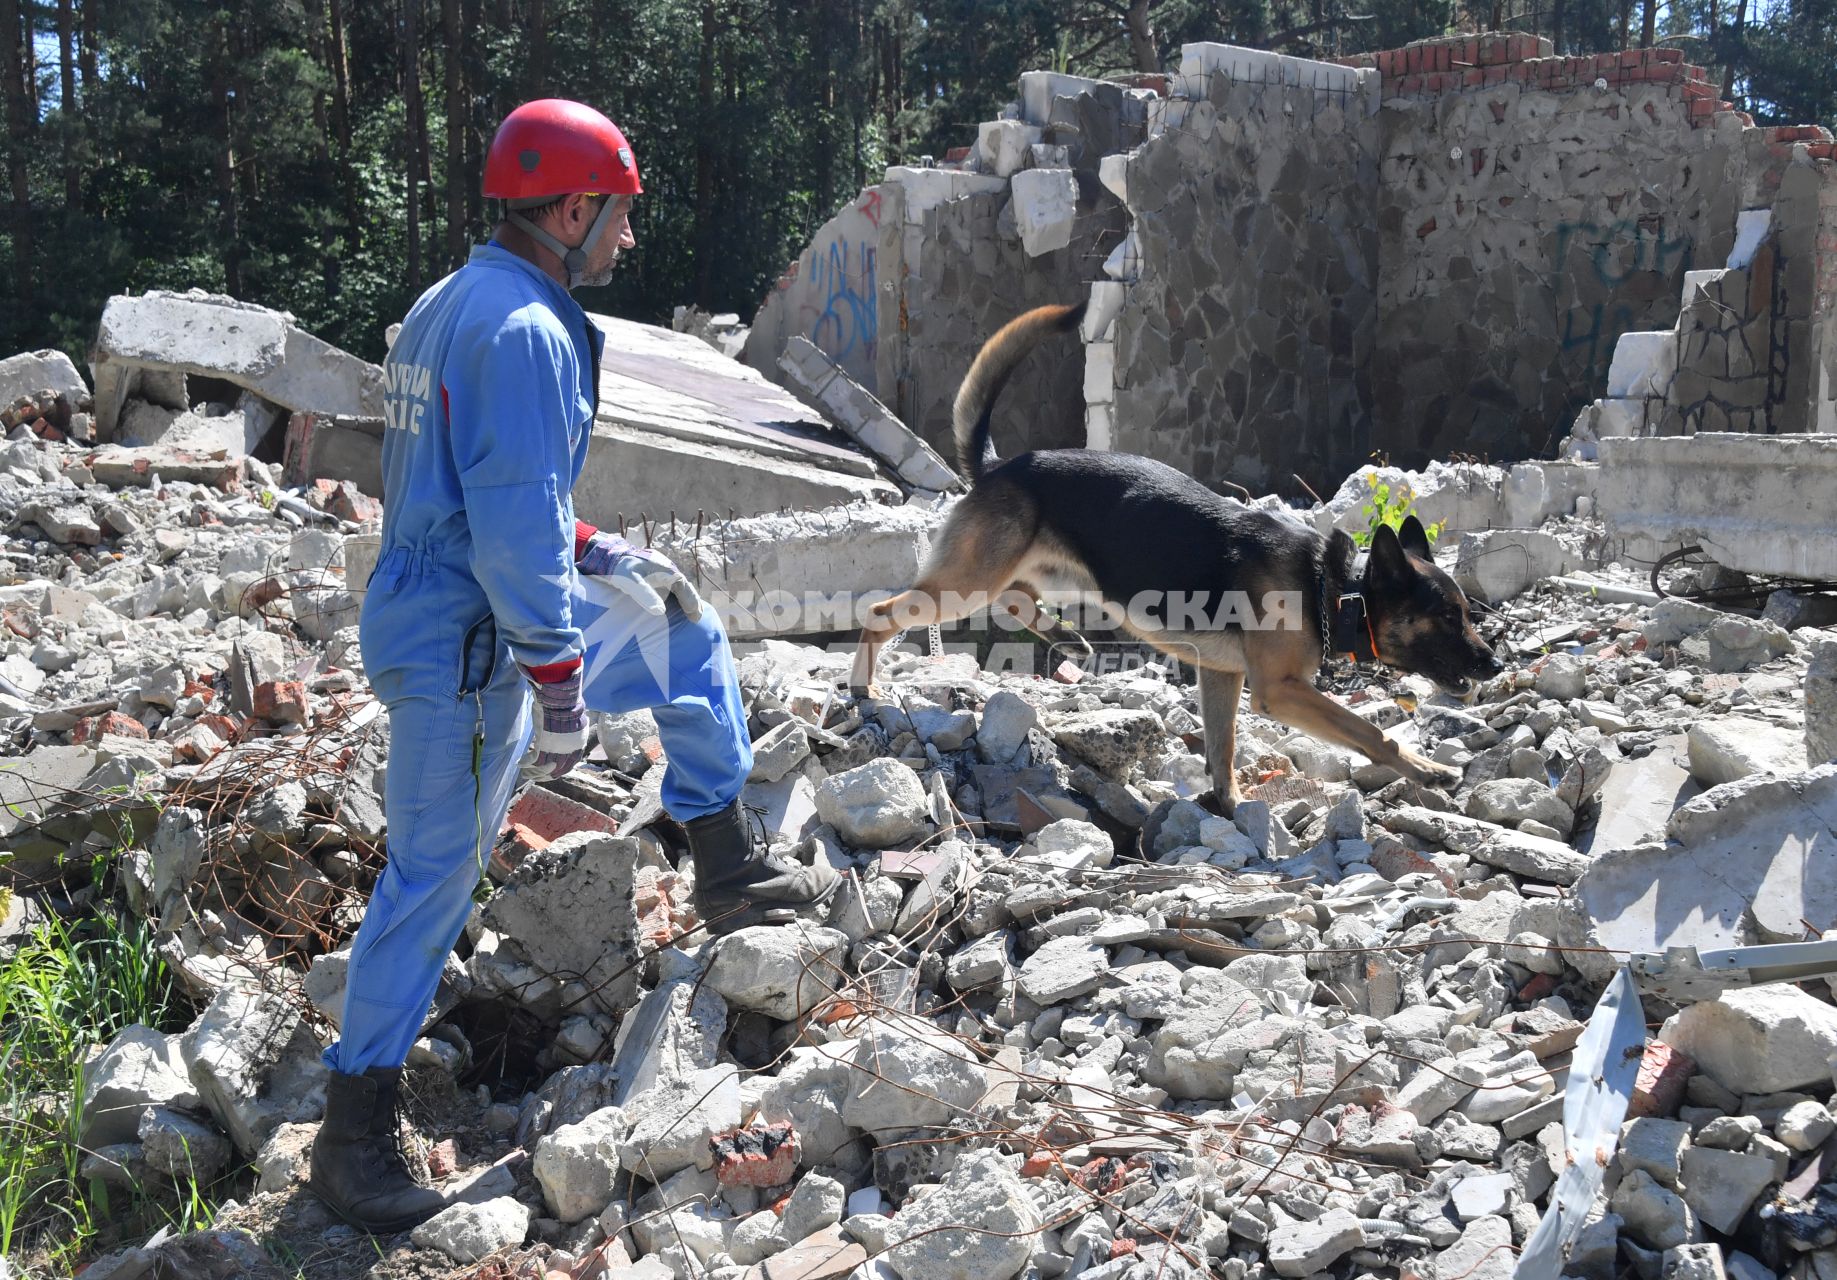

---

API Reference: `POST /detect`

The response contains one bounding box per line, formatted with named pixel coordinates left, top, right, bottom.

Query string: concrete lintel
left=1600, top=433, right=1837, bottom=579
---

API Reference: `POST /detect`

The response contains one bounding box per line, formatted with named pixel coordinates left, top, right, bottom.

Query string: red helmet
left=483, top=99, right=641, bottom=200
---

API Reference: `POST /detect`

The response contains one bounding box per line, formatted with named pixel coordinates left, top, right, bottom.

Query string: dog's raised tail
left=953, top=301, right=1087, bottom=482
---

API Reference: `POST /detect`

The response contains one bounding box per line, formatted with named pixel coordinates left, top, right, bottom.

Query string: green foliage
left=0, top=0, right=1828, bottom=369
left=0, top=909, right=195, bottom=1269
left=1353, top=474, right=1446, bottom=549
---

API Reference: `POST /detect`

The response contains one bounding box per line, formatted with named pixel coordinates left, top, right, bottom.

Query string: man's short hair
left=503, top=192, right=605, bottom=223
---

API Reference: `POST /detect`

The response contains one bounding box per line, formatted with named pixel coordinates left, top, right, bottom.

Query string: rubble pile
left=4, top=422, right=1837, bottom=1280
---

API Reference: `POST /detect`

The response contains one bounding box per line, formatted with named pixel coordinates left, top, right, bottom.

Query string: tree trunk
left=1125, top=0, right=1157, bottom=72
left=443, top=0, right=464, bottom=267
left=79, top=0, right=96, bottom=93
left=328, top=0, right=360, bottom=256
left=1, top=0, right=29, bottom=308
left=463, top=0, right=482, bottom=239
left=1721, top=0, right=1745, bottom=100
left=57, top=0, right=77, bottom=207
left=690, top=0, right=715, bottom=306
left=1617, top=0, right=1631, bottom=50
left=403, top=0, right=422, bottom=294
left=211, top=15, right=241, bottom=295
left=1639, top=0, right=1657, bottom=47
left=528, top=0, right=545, bottom=97
left=1552, top=0, right=1566, bottom=54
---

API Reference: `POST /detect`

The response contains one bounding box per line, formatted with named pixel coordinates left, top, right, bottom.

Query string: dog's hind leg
left=1195, top=667, right=1246, bottom=815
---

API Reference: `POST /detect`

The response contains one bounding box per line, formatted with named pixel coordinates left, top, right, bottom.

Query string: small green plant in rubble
left=1353, top=474, right=1447, bottom=550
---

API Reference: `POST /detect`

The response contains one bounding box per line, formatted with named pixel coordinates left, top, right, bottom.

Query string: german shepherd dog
left=849, top=303, right=1502, bottom=813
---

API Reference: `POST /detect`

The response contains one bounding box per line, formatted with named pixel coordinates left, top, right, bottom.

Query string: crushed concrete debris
left=11, top=227, right=1837, bottom=1280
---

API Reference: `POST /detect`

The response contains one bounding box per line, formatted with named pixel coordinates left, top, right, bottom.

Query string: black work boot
left=685, top=799, right=841, bottom=935
left=309, top=1067, right=446, bottom=1234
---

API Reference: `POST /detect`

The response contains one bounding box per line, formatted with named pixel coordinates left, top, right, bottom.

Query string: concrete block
left=281, top=413, right=385, bottom=497
left=1454, top=529, right=1580, bottom=603
left=1009, top=168, right=1077, bottom=258
left=1727, top=209, right=1772, bottom=270
left=1019, top=71, right=1103, bottom=126
left=1098, top=152, right=1128, bottom=203
left=1595, top=398, right=1647, bottom=438
left=975, top=120, right=1042, bottom=178
left=1082, top=282, right=1125, bottom=343
left=1600, top=435, right=1837, bottom=580
left=0, top=348, right=87, bottom=403
left=1083, top=340, right=1116, bottom=406
left=1177, top=42, right=1358, bottom=98
left=1607, top=331, right=1679, bottom=399
left=882, top=167, right=1008, bottom=223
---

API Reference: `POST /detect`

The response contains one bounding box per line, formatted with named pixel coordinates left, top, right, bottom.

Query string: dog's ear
left=1368, top=522, right=1413, bottom=586
left=1396, top=515, right=1433, bottom=561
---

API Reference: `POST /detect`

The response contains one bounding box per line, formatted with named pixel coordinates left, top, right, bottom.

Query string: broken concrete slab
left=1454, top=529, right=1580, bottom=604
left=91, top=290, right=382, bottom=438
left=1569, top=765, right=1837, bottom=972
left=1660, top=984, right=1837, bottom=1094
left=1687, top=716, right=1808, bottom=785
left=777, top=338, right=959, bottom=493
left=1579, top=736, right=1698, bottom=856
left=478, top=833, right=641, bottom=1017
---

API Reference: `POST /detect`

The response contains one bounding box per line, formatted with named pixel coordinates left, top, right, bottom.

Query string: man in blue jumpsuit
left=310, top=100, right=840, bottom=1234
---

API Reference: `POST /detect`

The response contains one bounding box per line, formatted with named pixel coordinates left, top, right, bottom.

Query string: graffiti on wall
left=1553, top=216, right=1694, bottom=388
left=809, top=239, right=878, bottom=364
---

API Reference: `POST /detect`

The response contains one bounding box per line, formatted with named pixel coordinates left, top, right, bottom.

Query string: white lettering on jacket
left=382, top=359, right=433, bottom=436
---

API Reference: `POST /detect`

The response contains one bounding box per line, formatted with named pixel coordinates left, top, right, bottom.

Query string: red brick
left=1681, top=79, right=1714, bottom=99
left=711, top=1123, right=801, bottom=1187
left=1654, top=47, right=1683, bottom=62
left=1688, top=97, right=1718, bottom=120
left=72, top=710, right=148, bottom=743
left=1465, top=68, right=1484, bottom=87
left=505, top=786, right=620, bottom=842
left=1630, top=1040, right=1693, bottom=1117
left=197, top=714, right=242, bottom=741
left=1486, top=65, right=1507, bottom=86
left=943, top=145, right=970, bottom=163
left=426, top=1138, right=459, bottom=1179
left=252, top=679, right=309, bottom=725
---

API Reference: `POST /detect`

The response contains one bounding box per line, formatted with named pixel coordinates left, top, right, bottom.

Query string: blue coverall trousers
left=326, top=585, right=752, bottom=1076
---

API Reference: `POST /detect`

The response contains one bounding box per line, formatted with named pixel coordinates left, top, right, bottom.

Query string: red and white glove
left=520, top=663, right=587, bottom=782
left=576, top=524, right=703, bottom=620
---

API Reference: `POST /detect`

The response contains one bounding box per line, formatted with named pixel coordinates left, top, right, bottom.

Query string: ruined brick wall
left=1103, top=53, right=1381, bottom=493
left=1358, top=37, right=1747, bottom=465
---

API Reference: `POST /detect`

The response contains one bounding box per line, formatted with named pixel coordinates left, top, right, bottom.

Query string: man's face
left=568, top=193, right=634, bottom=289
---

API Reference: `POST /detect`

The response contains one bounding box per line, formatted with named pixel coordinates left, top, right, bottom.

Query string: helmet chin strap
left=507, top=196, right=618, bottom=290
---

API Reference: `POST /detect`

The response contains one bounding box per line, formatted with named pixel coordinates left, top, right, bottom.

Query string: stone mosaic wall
left=1103, top=52, right=1381, bottom=493
left=1366, top=46, right=1743, bottom=464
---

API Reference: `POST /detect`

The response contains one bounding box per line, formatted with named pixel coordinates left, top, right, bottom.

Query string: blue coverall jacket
left=328, top=243, right=750, bottom=1074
